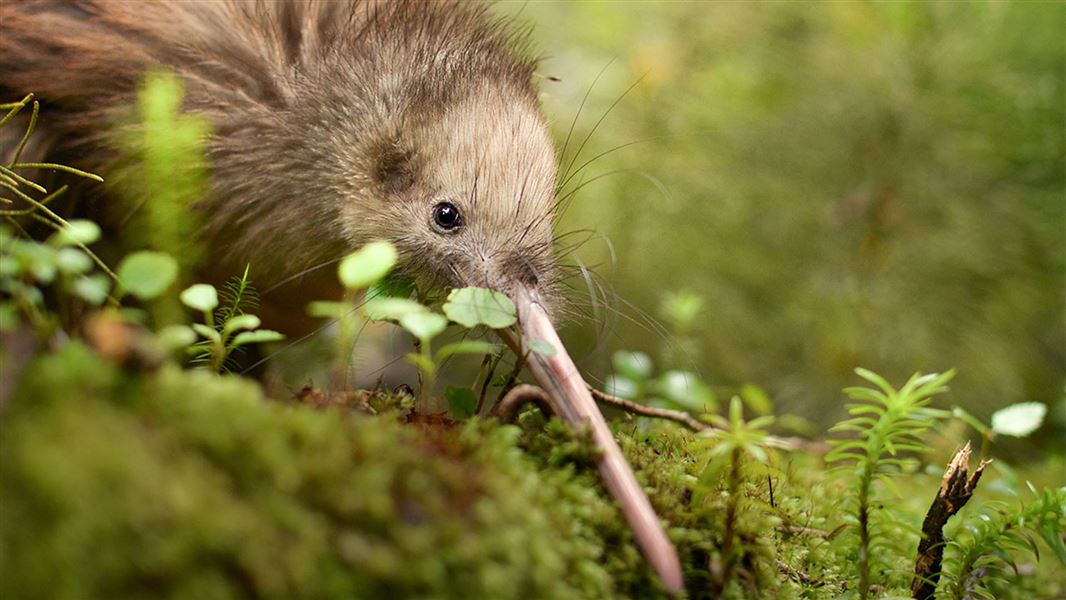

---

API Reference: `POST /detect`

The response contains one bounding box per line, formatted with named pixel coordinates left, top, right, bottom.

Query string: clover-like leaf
left=399, top=312, right=448, bottom=343
left=338, top=241, right=397, bottom=290
left=118, top=251, right=178, bottom=300
left=180, top=284, right=218, bottom=313
left=991, top=402, right=1047, bottom=438
left=442, top=287, right=516, bottom=329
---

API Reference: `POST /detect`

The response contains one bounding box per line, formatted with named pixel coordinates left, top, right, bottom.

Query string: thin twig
left=587, top=385, right=829, bottom=453
left=588, top=384, right=712, bottom=432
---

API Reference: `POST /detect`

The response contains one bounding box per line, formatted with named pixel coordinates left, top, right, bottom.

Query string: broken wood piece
left=911, top=442, right=991, bottom=599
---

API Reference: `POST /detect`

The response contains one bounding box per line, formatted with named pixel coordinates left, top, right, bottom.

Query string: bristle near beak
left=511, top=287, right=685, bottom=596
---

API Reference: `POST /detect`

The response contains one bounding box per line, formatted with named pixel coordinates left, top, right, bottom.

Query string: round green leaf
left=363, top=297, right=428, bottom=322
left=612, top=350, right=653, bottom=381
left=118, top=251, right=178, bottom=300
left=71, top=274, right=111, bottom=305
left=399, top=312, right=447, bottom=343
left=656, top=370, right=717, bottom=413
left=338, top=241, right=398, bottom=289
left=55, top=248, right=93, bottom=274
left=180, top=284, right=218, bottom=312
left=49, top=220, right=100, bottom=246
left=604, top=374, right=638, bottom=400
left=991, top=402, right=1047, bottom=437
left=442, top=287, right=516, bottom=329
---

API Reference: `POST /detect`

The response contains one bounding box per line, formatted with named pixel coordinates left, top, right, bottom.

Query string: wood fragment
left=911, top=442, right=990, bottom=600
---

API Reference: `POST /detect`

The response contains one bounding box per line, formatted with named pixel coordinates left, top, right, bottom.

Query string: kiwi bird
left=0, top=0, right=685, bottom=593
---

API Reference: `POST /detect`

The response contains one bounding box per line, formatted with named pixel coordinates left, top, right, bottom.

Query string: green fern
left=825, top=368, right=954, bottom=599
left=940, top=485, right=1066, bottom=599
left=215, top=264, right=258, bottom=324
left=696, top=395, right=786, bottom=597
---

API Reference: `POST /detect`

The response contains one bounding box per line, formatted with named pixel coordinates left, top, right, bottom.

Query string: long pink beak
left=513, top=287, right=685, bottom=595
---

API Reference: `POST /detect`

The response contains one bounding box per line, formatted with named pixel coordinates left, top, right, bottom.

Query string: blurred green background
left=498, top=1, right=1064, bottom=437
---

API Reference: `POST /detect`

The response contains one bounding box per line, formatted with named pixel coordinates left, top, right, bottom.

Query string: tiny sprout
left=181, top=281, right=282, bottom=372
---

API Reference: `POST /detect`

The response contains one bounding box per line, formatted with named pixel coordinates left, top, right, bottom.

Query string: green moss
left=1, top=346, right=1062, bottom=599
left=0, top=345, right=640, bottom=599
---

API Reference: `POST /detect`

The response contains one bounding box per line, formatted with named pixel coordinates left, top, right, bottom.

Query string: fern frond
left=940, top=486, right=1066, bottom=599
left=826, top=368, right=955, bottom=599
left=216, top=264, right=259, bottom=324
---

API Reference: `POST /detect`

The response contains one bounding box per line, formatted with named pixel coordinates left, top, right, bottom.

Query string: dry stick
left=588, top=385, right=711, bottom=432
left=911, top=442, right=990, bottom=600
left=587, top=385, right=829, bottom=454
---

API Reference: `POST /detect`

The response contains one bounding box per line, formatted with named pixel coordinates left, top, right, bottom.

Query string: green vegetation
left=519, top=1, right=1065, bottom=440
left=3, top=2, right=1064, bottom=599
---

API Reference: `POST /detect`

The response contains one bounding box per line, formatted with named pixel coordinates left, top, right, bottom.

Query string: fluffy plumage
left=1, top=0, right=557, bottom=303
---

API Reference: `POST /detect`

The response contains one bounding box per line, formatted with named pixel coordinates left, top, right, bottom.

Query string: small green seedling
left=1, top=221, right=114, bottom=334
left=179, top=280, right=283, bottom=373
left=311, top=241, right=400, bottom=385
left=695, top=396, right=782, bottom=595
left=367, top=292, right=497, bottom=407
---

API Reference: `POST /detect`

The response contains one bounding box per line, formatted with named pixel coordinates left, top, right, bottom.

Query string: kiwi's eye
left=432, top=202, right=462, bottom=232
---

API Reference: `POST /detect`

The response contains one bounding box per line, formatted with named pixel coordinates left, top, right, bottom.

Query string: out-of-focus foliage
left=2, top=345, right=1063, bottom=599
left=517, top=1, right=1065, bottom=428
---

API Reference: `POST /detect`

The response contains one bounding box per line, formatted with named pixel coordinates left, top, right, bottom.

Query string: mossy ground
left=1, top=343, right=1062, bottom=599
